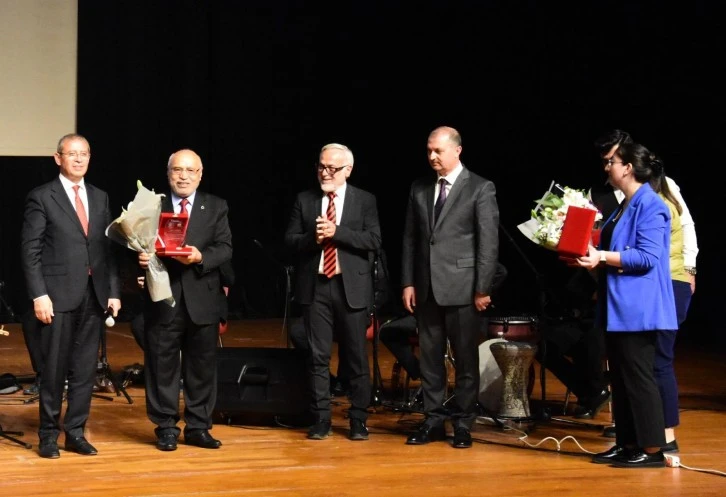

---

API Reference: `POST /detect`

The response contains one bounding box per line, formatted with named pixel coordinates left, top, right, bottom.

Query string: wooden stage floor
left=1, top=319, right=725, bottom=496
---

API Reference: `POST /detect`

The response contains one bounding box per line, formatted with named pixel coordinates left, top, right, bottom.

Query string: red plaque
left=155, top=212, right=192, bottom=256
left=557, top=206, right=597, bottom=258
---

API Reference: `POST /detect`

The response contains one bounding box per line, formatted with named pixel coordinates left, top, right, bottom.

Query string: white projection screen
left=0, top=0, right=78, bottom=156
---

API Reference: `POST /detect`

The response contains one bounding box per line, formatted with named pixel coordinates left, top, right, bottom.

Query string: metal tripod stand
left=0, top=423, right=32, bottom=449
left=94, top=320, right=133, bottom=404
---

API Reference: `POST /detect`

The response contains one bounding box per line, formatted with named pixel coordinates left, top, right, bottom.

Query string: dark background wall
left=1, top=1, right=721, bottom=341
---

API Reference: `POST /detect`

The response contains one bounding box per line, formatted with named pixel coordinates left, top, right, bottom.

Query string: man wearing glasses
left=21, top=133, right=121, bottom=458
left=284, top=143, right=382, bottom=441
left=138, top=149, right=232, bottom=452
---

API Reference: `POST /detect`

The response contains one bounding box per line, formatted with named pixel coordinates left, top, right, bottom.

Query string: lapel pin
left=201, top=205, right=205, bottom=210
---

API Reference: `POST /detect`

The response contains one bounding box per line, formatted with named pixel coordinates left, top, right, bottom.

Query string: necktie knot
left=180, top=198, right=189, bottom=213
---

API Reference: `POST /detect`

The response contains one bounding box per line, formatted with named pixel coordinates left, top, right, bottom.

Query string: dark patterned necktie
left=323, top=192, right=337, bottom=278
left=434, top=178, right=447, bottom=223
left=72, top=185, right=88, bottom=236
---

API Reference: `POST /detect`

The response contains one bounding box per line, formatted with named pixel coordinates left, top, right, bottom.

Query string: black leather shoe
left=185, top=430, right=222, bottom=449
left=662, top=440, right=679, bottom=453
left=592, top=445, right=629, bottom=464
left=38, top=438, right=60, bottom=459
left=610, top=449, right=665, bottom=468
left=452, top=427, right=472, bottom=448
left=574, top=389, right=610, bottom=419
left=64, top=436, right=98, bottom=455
left=349, top=419, right=369, bottom=441
left=602, top=425, right=616, bottom=438
left=156, top=432, right=178, bottom=451
left=405, top=424, right=445, bottom=445
left=23, top=379, right=40, bottom=396
left=307, top=420, right=332, bottom=440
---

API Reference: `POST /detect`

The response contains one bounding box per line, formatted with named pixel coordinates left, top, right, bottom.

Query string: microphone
left=104, top=307, right=115, bottom=328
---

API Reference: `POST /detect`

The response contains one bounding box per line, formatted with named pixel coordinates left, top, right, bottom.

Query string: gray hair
left=320, top=143, right=354, bottom=167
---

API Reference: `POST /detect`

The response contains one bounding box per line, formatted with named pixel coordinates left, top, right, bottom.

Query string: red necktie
left=73, top=185, right=88, bottom=236
left=323, top=192, right=337, bottom=278
left=179, top=198, right=189, bottom=214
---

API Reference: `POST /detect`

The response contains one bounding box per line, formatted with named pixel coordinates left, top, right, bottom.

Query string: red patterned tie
left=73, top=185, right=88, bottom=236
left=323, top=192, right=337, bottom=278
left=180, top=198, right=189, bottom=214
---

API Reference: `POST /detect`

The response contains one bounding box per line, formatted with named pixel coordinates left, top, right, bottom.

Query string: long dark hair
left=616, top=142, right=682, bottom=214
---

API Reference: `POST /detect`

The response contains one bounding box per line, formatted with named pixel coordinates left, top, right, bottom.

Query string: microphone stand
left=253, top=239, right=294, bottom=348
left=369, top=253, right=383, bottom=407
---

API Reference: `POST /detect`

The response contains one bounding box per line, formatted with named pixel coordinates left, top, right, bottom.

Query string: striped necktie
left=323, top=192, right=337, bottom=278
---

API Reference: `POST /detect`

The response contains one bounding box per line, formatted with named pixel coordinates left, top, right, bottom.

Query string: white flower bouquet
left=518, top=181, right=602, bottom=256
left=105, top=181, right=175, bottom=306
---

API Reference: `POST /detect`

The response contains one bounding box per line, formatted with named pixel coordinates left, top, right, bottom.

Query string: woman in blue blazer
left=576, top=141, right=677, bottom=468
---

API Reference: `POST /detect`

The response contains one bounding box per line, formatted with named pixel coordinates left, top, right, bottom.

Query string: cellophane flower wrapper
left=517, top=181, right=602, bottom=253
left=105, top=181, right=174, bottom=306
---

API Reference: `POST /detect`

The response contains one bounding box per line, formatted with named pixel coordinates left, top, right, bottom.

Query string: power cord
left=506, top=427, right=726, bottom=476
left=665, top=454, right=726, bottom=476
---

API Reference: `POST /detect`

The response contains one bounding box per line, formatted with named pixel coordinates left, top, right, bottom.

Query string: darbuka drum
left=488, top=316, right=539, bottom=343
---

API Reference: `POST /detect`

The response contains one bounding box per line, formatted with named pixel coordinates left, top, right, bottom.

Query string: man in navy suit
left=138, top=149, right=232, bottom=452
left=401, top=126, right=500, bottom=448
left=285, top=143, right=382, bottom=441
left=21, top=133, right=121, bottom=458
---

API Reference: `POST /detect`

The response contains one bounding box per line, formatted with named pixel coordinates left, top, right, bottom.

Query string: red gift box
left=557, top=206, right=597, bottom=258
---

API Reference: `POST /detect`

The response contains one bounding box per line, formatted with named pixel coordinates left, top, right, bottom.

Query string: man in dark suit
left=21, top=133, right=121, bottom=458
left=138, top=149, right=232, bottom=452
left=401, top=126, right=499, bottom=448
left=284, top=143, right=382, bottom=441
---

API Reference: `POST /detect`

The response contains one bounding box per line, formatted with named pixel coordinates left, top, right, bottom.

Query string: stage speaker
left=214, top=347, right=312, bottom=426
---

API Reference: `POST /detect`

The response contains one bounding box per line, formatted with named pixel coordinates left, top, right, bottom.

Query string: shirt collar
left=59, top=174, right=85, bottom=191
left=171, top=191, right=197, bottom=208
left=323, top=182, right=347, bottom=201
left=438, top=163, right=463, bottom=184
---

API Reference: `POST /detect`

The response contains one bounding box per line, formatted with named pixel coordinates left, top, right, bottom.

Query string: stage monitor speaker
left=214, top=347, right=312, bottom=426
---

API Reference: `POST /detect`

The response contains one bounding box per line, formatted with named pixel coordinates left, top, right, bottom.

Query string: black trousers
left=144, top=298, right=218, bottom=436
left=607, top=331, right=666, bottom=449
left=303, top=275, right=370, bottom=422
left=416, top=299, right=481, bottom=430
left=38, top=279, right=102, bottom=440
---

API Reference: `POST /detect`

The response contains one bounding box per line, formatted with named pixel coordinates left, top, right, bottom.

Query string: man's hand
left=402, top=286, right=416, bottom=314
left=316, top=216, right=336, bottom=244
left=107, top=298, right=121, bottom=317
left=474, top=293, right=491, bottom=312
left=34, top=295, right=54, bottom=324
left=138, top=251, right=151, bottom=269
left=172, top=245, right=203, bottom=265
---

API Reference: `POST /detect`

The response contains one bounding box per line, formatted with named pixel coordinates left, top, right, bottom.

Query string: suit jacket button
left=430, top=240, right=435, bottom=245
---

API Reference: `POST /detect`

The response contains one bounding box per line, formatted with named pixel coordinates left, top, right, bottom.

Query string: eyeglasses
left=317, top=164, right=348, bottom=175
left=59, top=151, right=90, bottom=159
left=602, top=158, right=625, bottom=167
left=170, top=167, right=201, bottom=177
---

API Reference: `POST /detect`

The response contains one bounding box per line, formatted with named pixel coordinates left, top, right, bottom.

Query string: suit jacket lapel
left=340, top=185, right=355, bottom=225
left=432, top=167, right=470, bottom=229
left=50, top=177, right=86, bottom=236
left=426, top=182, right=436, bottom=230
